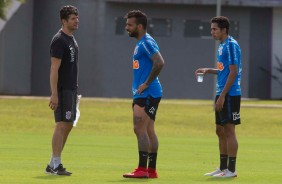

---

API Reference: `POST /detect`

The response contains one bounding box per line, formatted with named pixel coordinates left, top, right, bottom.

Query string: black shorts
left=132, top=96, right=161, bottom=121
left=54, top=89, right=77, bottom=123
left=215, top=95, right=241, bottom=126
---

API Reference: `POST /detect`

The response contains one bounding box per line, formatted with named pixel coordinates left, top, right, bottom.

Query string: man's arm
left=215, top=65, right=238, bottom=111
left=195, top=68, right=218, bottom=75
left=49, top=57, right=61, bottom=110
left=137, top=52, right=165, bottom=94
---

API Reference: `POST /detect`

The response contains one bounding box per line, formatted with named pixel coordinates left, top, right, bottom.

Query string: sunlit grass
left=0, top=97, right=281, bottom=183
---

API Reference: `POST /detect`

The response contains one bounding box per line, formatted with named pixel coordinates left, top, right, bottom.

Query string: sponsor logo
left=149, top=107, right=155, bottom=114
left=232, top=112, right=240, bottom=121
left=133, top=60, right=139, bottom=69
left=218, top=46, right=223, bottom=55
left=217, top=62, right=224, bottom=71
left=66, top=111, right=72, bottom=120
left=69, top=45, right=75, bottom=62
left=134, top=46, right=138, bottom=55
left=132, top=88, right=138, bottom=95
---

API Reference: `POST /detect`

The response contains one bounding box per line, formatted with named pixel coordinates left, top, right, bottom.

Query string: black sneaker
left=45, top=164, right=72, bottom=176
left=53, top=164, right=72, bottom=176
left=45, top=164, right=53, bottom=174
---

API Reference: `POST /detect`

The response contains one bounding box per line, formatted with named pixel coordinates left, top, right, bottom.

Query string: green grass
left=0, top=97, right=282, bottom=183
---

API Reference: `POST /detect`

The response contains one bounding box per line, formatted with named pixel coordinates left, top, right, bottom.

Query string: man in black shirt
left=45, top=5, right=79, bottom=176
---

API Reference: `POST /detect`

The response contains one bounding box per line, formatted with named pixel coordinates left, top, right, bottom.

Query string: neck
left=136, top=31, right=146, bottom=41
left=220, top=34, right=228, bottom=42
left=61, top=27, right=73, bottom=36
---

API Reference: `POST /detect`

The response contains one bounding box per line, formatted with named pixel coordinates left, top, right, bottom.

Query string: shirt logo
left=149, top=107, right=155, bottom=114
left=232, top=112, right=240, bottom=121
left=133, top=60, right=139, bottom=69
left=69, top=45, right=75, bottom=62
left=66, top=111, right=72, bottom=120
left=134, top=46, right=138, bottom=55
left=218, top=46, right=223, bottom=56
left=217, top=62, right=224, bottom=71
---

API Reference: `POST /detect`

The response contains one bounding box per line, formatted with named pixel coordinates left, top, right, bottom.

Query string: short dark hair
left=60, top=5, right=78, bottom=20
left=124, top=10, right=147, bottom=30
left=211, top=16, right=230, bottom=34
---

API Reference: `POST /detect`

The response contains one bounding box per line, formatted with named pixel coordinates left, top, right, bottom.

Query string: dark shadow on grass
left=205, top=177, right=237, bottom=182
left=107, top=178, right=152, bottom=183
left=33, top=174, right=70, bottom=180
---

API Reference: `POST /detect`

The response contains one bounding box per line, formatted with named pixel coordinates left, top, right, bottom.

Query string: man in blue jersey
left=123, top=10, right=165, bottom=179
left=195, top=16, right=242, bottom=178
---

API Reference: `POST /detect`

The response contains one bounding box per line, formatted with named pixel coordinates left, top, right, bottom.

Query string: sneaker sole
left=123, top=175, right=148, bottom=178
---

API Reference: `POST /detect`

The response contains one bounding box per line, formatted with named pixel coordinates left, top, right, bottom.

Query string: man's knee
left=216, top=126, right=225, bottom=137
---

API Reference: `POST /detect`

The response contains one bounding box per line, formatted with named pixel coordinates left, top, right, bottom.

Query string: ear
left=137, top=24, right=143, bottom=30
left=61, top=19, right=67, bottom=26
left=222, top=27, right=227, bottom=34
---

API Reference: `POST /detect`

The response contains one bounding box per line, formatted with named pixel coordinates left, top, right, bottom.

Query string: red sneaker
left=148, top=167, right=158, bottom=179
left=123, top=167, right=149, bottom=178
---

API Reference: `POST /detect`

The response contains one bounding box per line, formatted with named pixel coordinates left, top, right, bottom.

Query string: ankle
left=148, top=167, right=156, bottom=173
left=137, top=166, right=147, bottom=172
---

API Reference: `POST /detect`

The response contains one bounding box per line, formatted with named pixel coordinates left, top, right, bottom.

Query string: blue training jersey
left=132, top=33, right=163, bottom=99
left=216, top=36, right=242, bottom=96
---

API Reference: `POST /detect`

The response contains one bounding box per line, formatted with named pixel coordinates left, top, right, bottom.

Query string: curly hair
left=211, top=16, right=230, bottom=34
left=60, top=5, right=78, bottom=20
left=124, top=10, right=147, bottom=30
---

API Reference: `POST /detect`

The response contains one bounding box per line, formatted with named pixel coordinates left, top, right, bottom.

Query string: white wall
left=272, top=8, right=282, bottom=99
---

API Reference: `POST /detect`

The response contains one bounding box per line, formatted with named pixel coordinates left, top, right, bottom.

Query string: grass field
left=0, top=97, right=282, bottom=184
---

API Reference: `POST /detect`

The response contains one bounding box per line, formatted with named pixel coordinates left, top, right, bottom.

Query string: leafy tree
left=0, top=0, right=25, bottom=20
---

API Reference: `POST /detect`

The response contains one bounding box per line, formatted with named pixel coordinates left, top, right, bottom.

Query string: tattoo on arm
left=145, top=52, right=165, bottom=85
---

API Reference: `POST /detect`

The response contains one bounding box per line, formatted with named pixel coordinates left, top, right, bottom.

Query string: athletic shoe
left=204, top=168, right=223, bottom=176
left=46, top=164, right=72, bottom=176
left=45, top=165, right=53, bottom=174
left=148, top=167, right=158, bottom=178
left=213, top=169, right=237, bottom=178
left=123, top=167, right=149, bottom=178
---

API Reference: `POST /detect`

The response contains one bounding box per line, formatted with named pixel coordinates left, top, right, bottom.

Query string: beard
left=128, top=28, right=139, bottom=38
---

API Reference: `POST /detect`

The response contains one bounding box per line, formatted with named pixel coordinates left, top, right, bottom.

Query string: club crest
left=66, top=111, right=72, bottom=120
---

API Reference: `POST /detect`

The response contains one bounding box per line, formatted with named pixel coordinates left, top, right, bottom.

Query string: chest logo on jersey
left=134, top=46, right=139, bottom=55
left=217, top=62, right=224, bottom=71
left=133, top=60, right=139, bottom=69
left=218, top=46, right=223, bottom=56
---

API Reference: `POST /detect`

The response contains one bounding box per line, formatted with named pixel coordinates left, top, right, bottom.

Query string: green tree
left=0, top=0, right=5, bottom=20
left=0, top=0, right=25, bottom=20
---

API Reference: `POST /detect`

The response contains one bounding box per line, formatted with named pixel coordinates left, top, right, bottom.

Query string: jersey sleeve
left=141, top=39, right=159, bottom=58
left=227, top=42, right=240, bottom=65
left=50, top=37, right=65, bottom=59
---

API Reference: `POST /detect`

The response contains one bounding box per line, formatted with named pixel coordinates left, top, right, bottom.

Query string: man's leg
left=62, top=122, right=73, bottom=150
left=212, top=123, right=238, bottom=177
left=224, top=123, right=238, bottom=172
left=133, top=104, right=150, bottom=169
left=123, top=104, right=150, bottom=178
left=204, top=124, right=228, bottom=176
left=52, top=122, right=73, bottom=168
left=147, top=119, right=158, bottom=178
left=216, top=125, right=228, bottom=171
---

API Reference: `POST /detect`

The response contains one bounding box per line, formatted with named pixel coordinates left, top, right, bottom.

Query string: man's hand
left=215, top=95, right=225, bottom=111
left=137, top=83, right=148, bottom=94
left=49, top=94, right=58, bottom=111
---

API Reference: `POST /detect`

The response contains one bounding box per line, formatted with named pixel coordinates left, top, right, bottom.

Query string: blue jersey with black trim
left=132, top=33, right=162, bottom=99
left=216, top=36, right=242, bottom=96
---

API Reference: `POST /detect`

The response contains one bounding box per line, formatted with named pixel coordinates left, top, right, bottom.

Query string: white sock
left=48, top=156, right=54, bottom=168
left=53, top=157, right=61, bottom=169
